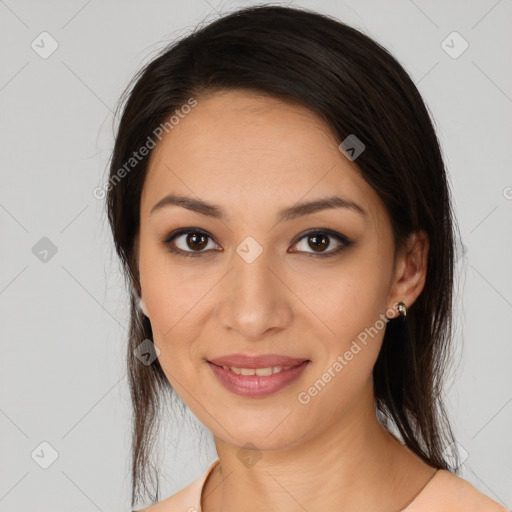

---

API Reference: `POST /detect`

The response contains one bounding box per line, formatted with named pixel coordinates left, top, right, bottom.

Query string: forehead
left=141, top=90, right=382, bottom=222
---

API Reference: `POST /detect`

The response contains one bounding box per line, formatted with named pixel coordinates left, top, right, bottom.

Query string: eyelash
left=162, top=228, right=353, bottom=259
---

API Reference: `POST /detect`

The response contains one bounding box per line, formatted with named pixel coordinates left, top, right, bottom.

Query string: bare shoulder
left=421, top=469, right=510, bottom=512
left=132, top=459, right=219, bottom=512
left=130, top=478, right=202, bottom=512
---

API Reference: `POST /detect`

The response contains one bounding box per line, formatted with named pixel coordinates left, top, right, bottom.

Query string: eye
left=163, top=228, right=353, bottom=259
left=163, top=228, right=220, bottom=258
left=290, top=229, right=352, bottom=257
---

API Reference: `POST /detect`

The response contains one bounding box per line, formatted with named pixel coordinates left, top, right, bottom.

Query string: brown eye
left=307, top=233, right=330, bottom=252
left=164, top=229, right=220, bottom=257
left=185, top=232, right=208, bottom=251
left=291, top=229, right=352, bottom=256
left=163, top=228, right=352, bottom=259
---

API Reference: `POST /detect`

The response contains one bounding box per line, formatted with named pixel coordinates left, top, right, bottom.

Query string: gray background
left=0, top=0, right=511, bottom=510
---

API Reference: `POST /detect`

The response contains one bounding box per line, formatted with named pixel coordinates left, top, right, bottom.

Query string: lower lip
left=207, top=360, right=310, bottom=398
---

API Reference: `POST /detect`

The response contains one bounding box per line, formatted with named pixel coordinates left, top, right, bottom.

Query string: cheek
left=139, top=236, right=214, bottom=329
left=296, top=314, right=386, bottom=427
left=287, top=251, right=390, bottom=341
left=147, top=284, right=209, bottom=380
left=288, top=256, right=390, bottom=399
left=138, top=247, right=210, bottom=374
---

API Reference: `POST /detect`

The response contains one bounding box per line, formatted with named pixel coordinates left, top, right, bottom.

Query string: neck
left=201, top=381, right=437, bottom=512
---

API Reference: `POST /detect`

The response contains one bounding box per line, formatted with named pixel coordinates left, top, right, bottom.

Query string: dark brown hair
left=105, top=4, right=461, bottom=507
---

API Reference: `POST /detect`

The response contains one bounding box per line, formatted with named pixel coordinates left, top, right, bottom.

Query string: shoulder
left=132, top=479, right=200, bottom=512
left=132, top=459, right=220, bottom=512
left=407, top=469, right=509, bottom=512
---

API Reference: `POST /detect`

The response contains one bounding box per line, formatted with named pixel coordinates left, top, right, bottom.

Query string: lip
left=207, top=357, right=311, bottom=398
left=207, top=353, right=309, bottom=368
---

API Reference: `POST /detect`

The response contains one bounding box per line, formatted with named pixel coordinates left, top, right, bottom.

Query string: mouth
left=207, top=353, right=309, bottom=369
left=208, top=360, right=307, bottom=375
left=206, top=359, right=311, bottom=398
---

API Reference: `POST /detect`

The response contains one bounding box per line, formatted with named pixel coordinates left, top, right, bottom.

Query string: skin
left=136, top=89, right=433, bottom=511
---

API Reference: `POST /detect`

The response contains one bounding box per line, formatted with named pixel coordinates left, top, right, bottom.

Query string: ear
left=387, top=230, right=429, bottom=319
left=139, top=297, right=150, bottom=317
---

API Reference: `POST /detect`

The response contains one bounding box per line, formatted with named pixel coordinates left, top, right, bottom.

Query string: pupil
left=188, top=232, right=207, bottom=250
left=309, top=234, right=328, bottom=252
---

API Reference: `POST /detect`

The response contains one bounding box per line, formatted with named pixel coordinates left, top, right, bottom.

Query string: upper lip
left=207, top=353, right=310, bottom=368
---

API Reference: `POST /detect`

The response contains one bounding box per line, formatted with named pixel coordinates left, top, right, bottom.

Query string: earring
left=397, top=301, right=407, bottom=322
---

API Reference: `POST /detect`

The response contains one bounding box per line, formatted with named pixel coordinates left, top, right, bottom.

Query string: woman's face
left=137, top=90, right=417, bottom=451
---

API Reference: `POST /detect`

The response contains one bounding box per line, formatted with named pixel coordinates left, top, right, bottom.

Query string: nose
left=217, top=247, right=293, bottom=342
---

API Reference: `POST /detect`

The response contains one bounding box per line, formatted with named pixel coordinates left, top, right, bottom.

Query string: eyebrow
left=150, top=193, right=367, bottom=222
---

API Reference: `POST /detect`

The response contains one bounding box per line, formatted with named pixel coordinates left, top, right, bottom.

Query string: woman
left=105, top=5, right=508, bottom=512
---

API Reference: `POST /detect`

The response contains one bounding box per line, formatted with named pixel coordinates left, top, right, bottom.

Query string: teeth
left=221, top=365, right=295, bottom=375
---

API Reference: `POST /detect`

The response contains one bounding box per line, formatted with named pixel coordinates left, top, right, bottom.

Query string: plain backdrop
left=0, top=0, right=511, bottom=510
